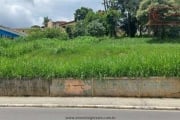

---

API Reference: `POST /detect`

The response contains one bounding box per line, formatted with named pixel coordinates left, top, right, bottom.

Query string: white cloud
left=0, top=0, right=103, bottom=28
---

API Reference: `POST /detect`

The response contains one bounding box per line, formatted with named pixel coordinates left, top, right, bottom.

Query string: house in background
left=47, top=20, right=75, bottom=28
left=13, top=28, right=31, bottom=35
left=0, top=26, right=24, bottom=39
left=60, top=21, right=76, bottom=28
left=47, top=21, right=67, bottom=28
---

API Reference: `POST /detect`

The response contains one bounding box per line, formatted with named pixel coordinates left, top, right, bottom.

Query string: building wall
left=13, top=28, right=30, bottom=34
left=61, top=21, right=76, bottom=28
left=0, top=29, right=19, bottom=39
left=47, top=21, right=75, bottom=28
left=47, top=21, right=54, bottom=28
left=54, top=22, right=61, bottom=28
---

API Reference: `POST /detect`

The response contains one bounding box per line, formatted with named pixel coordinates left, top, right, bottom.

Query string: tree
left=136, top=0, right=177, bottom=38
left=87, top=20, right=106, bottom=37
left=120, top=16, right=138, bottom=37
left=106, top=9, right=120, bottom=37
left=74, top=7, right=93, bottom=21
left=84, top=11, right=98, bottom=24
left=136, top=0, right=151, bottom=36
left=103, top=0, right=141, bottom=37
left=74, top=21, right=87, bottom=37
left=175, top=0, right=180, bottom=5
left=43, top=16, right=50, bottom=28
left=103, top=0, right=141, bottom=15
left=138, top=0, right=176, bottom=21
left=31, top=25, right=41, bottom=29
left=103, top=0, right=108, bottom=11
left=66, top=26, right=74, bottom=39
left=84, top=10, right=108, bottom=35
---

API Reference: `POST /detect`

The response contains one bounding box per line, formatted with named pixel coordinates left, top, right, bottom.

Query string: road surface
left=0, top=107, right=179, bottom=120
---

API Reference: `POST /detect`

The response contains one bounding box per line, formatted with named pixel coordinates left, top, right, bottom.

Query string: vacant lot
left=0, top=37, right=179, bottom=79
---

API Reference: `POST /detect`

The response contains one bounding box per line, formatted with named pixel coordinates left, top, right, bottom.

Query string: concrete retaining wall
left=0, top=77, right=179, bottom=97
left=0, top=79, right=50, bottom=96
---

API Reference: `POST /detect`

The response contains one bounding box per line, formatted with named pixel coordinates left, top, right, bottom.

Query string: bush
left=74, top=21, right=87, bottom=37
left=26, top=28, right=68, bottom=40
left=87, top=20, right=106, bottom=37
left=44, top=28, right=67, bottom=39
left=26, top=28, right=44, bottom=40
left=167, top=27, right=180, bottom=38
left=66, top=22, right=87, bottom=39
left=66, top=25, right=76, bottom=39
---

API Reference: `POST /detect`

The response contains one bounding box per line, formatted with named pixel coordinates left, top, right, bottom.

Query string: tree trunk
left=103, top=0, right=107, bottom=11
left=153, top=26, right=159, bottom=37
left=127, top=12, right=131, bottom=37
left=160, top=25, right=165, bottom=39
left=139, top=25, right=142, bottom=37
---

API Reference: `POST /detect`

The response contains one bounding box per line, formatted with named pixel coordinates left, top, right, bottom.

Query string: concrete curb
left=0, top=97, right=179, bottom=110
left=0, top=104, right=180, bottom=110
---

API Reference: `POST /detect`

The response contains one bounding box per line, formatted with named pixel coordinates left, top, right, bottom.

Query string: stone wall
left=0, top=77, right=179, bottom=97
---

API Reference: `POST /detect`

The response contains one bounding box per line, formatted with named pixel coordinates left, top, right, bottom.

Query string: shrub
left=74, top=21, right=87, bottom=37
left=26, top=28, right=68, bottom=40
left=66, top=25, right=76, bottom=39
left=87, top=20, right=106, bottom=37
left=44, top=28, right=67, bottom=39
left=167, top=27, right=180, bottom=38
left=26, top=28, right=44, bottom=40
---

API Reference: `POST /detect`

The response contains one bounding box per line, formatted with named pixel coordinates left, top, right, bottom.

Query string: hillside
left=0, top=37, right=179, bottom=79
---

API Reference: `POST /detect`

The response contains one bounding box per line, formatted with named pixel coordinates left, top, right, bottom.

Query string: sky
left=0, top=0, right=103, bottom=28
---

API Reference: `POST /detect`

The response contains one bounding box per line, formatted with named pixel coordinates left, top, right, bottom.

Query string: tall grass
left=0, top=36, right=179, bottom=79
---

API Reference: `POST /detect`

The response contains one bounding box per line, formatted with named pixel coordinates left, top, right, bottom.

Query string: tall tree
left=103, top=0, right=141, bottom=37
left=106, top=9, right=120, bottom=37
left=103, top=0, right=140, bottom=15
left=174, top=0, right=180, bottom=5
left=136, top=0, right=177, bottom=37
left=74, top=7, right=93, bottom=21
left=137, top=0, right=175, bottom=25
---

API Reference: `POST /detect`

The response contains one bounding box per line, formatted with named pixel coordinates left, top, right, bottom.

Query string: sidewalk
left=0, top=97, right=179, bottom=110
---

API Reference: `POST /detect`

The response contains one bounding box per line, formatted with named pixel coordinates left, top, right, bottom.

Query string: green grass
left=0, top=36, right=179, bottom=79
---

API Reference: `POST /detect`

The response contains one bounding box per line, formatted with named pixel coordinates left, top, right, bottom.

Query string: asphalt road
left=0, top=108, right=179, bottom=120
